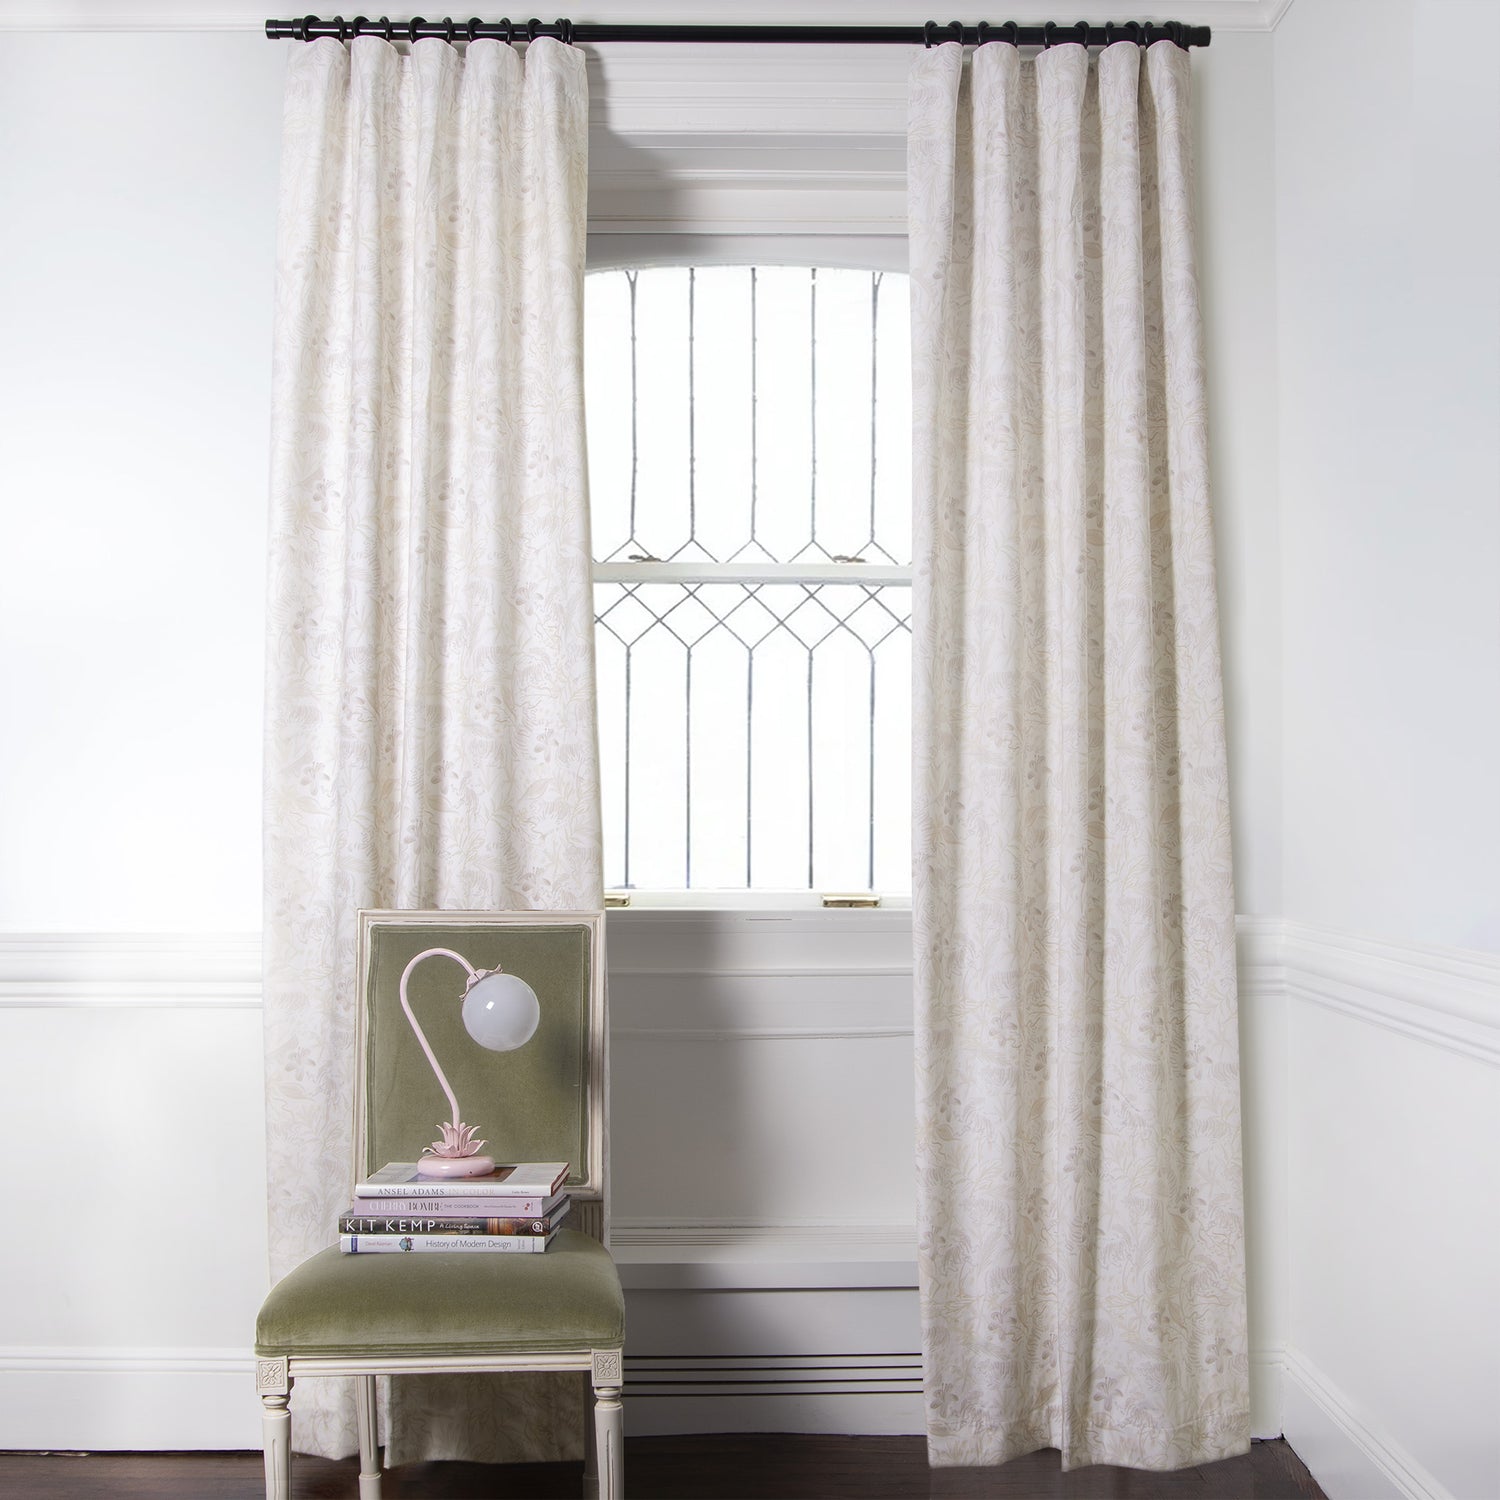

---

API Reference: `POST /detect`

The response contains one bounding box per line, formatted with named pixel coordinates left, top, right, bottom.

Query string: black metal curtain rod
left=265, top=17, right=1211, bottom=49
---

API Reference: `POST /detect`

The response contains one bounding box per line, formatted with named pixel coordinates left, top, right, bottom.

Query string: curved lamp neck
left=397, top=946, right=478, bottom=1130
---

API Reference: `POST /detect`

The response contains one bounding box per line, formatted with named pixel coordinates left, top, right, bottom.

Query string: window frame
left=583, top=246, right=913, bottom=910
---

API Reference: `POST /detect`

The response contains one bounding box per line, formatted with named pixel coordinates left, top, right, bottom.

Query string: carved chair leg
left=582, top=1370, right=600, bottom=1500
left=592, top=1385, right=623, bottom=1500
left=260, top=1391, right=291, bottom=1500
left=590, top=1351, right=624, bottom=1500
left=355, top=1374, right=383, bottom=1499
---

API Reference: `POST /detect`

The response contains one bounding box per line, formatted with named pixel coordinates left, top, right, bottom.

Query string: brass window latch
left=821, top=893, right=881, bottom=909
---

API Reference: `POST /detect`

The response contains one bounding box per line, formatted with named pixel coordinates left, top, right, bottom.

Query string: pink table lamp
left=398, top=946, right=542, bottom=1178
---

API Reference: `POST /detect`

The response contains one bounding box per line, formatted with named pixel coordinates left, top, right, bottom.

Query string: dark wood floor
left=0, top=1436, right=1324, bottom=1499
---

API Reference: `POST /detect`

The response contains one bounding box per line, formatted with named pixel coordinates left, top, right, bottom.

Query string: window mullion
left=593, top=561, right=911, bottom=587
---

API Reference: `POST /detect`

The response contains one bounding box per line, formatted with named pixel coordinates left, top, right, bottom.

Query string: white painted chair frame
left=256, top=1349, right=623, bottom=1500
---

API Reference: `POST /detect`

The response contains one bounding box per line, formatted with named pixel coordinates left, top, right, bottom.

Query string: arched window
left=586, top=265, right=912, bottom=897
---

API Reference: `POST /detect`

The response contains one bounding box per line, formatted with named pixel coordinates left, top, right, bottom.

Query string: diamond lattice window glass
left=586, top=266, right=911, bottom=894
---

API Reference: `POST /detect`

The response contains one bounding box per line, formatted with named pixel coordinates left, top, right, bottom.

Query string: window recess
left=586, top=265, right=912, bottom=898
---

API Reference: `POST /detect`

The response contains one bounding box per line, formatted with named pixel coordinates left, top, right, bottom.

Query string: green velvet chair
left=255, top=910, right=624, bottom=1500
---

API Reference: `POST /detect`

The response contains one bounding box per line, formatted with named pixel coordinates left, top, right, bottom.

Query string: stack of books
left=339, top=1161, right=571, bottom=1254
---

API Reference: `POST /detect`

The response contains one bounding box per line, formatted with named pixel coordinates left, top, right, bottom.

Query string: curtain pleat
left=909, top=39, right=1248, bottom=1471
left=264, top=34, right=598, bottom=1463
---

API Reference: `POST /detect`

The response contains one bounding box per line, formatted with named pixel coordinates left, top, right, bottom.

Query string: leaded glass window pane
left=586, top=266, right=912, bottom=894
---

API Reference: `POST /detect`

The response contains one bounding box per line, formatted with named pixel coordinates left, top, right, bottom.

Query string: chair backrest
left=353, top=910, right=606, bottom=1207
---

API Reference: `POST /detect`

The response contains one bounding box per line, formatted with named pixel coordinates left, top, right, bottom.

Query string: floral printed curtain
left=908, top=38, right=1249, bottom=1470
left=263, top=33, right=599, bottom=1463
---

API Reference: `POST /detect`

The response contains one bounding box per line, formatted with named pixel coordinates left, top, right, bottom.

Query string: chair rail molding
left=0, top=1345, right=254, bottom=1375
left=0, top=932, right=261, bottom=1007
left=1277, top=918, right=1500, bottom=1067
left=6, top=920, right=1496, bottom=1063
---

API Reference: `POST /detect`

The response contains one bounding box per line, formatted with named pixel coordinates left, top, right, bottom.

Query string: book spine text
left=339, top=1233, right=554, bottom=1254
left=338, top=1216, right=558, bottom=1236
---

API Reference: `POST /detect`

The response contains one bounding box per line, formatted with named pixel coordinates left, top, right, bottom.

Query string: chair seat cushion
left=255, top=1229, right=625, bottom=1359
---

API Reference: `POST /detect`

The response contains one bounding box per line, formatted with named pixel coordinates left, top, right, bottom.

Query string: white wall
left=1197, top=27, right=1282, bottom=921
left=0, top=32, right=280, bottom=933
left=1273, top=3, right=1500, bottom=1497
left=0, top=32, right=281, bottom=1447
left=1277, top=0, right=1500, bottom=955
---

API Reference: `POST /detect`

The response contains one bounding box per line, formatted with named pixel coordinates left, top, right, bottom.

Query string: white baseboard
left=1282, top=1347, right=1453, bottom=1500
left=1249, top=1343, right=1285, bottom=1441
left=0, top=1337, right=1290, bottom=1451
left=0, top=1340, right=925, bottom=1447
left=0, top=1348, right=260, bottom=1451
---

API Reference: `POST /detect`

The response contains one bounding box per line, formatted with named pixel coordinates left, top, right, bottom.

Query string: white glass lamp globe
left=462, top=969, right=541, bottom=1052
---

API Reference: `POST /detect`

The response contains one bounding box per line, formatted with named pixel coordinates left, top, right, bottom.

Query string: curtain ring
left=526, top=16, right=541, bottom=42
left=975, top=20, right=990, bottom=46
left=922, top=20, right=937, bottom=48
left=408, top=16, right=425, bottom=43
left=1042, top=20, right=1059, bottom=48
left=296, top=14, right=315, bottom=41
left=556, top=17, right=573, bottom=44
left=497, top=15, right=512, bottom=43
left=349, top=15, right=370, bottom=39
left=442, top=16, right=455, bottom=43
left=1074, top=20, right=1090, bottom=47
left=999, top=20, right=1019, bottom=46
left=1103, top=21, right=1115, bottom=46
left=466, top=16, right=481, bottom=41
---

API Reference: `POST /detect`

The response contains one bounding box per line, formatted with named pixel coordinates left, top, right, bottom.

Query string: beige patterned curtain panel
left=263, top=34, right=599, bottom=1464
left=908, top=39, right=1249, bottom=1470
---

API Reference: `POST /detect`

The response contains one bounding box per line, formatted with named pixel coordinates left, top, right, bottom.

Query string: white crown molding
left=0, top=1, right=1292, bottom=35
left=1266, top=0, right=1297, bottom=31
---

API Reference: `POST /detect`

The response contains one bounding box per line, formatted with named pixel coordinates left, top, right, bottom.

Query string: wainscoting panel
left=1276, top=922, right=1498, bottom=1500
left=2, top=918, right=1493, bottom=1486
left=0, top=939, right=269, bottom=1450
